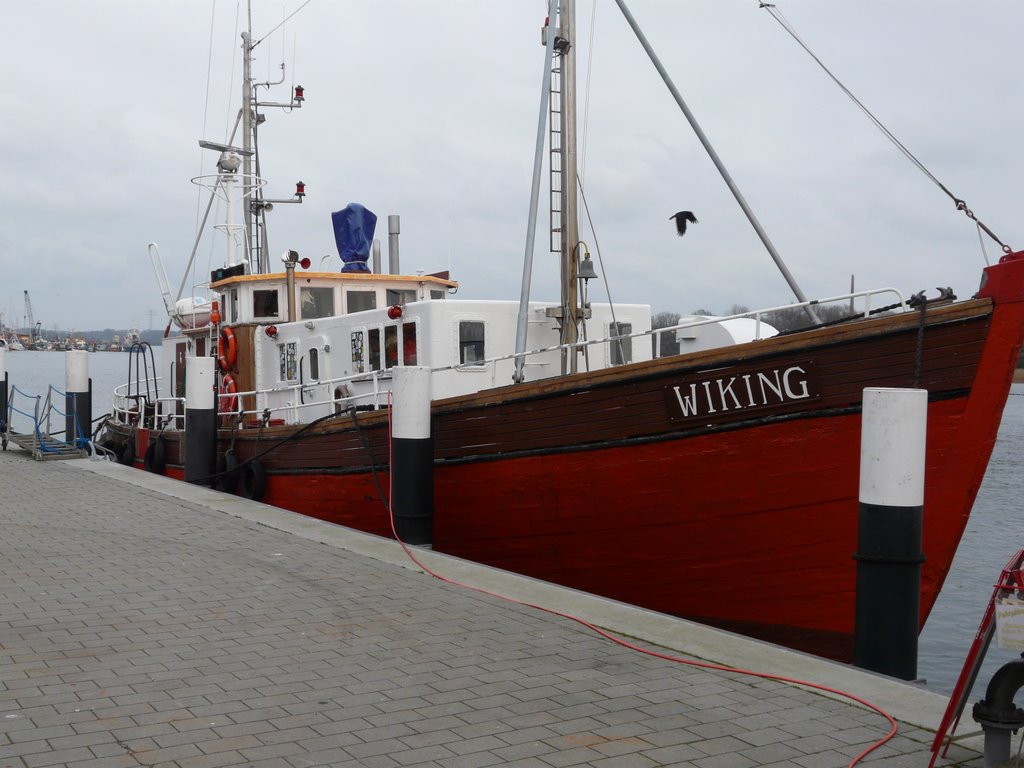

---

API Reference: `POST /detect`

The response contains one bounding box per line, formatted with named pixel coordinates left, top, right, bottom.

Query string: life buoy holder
left=219, top=374, right=238, bottom=414
left=218, top=327, right=237, bottom=372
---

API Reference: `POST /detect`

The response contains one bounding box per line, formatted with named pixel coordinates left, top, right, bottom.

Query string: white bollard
left=184, top=356, right=216, bottom=484
left=853, top=387, right=927, bottom=680
left=0, top=346, right=7, bottom=435
left=64, top=349, right=91, bottom=448
left=391, top=366, right=433, bottom=545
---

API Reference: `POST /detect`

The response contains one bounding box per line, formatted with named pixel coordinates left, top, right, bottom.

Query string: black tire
left=143, top=436, right=166, bottom=474
left=216, top=450, right=240, bottom=493
left=118, top=439, right=136, bottom=466
left=239, top=459, right=267, bottom=501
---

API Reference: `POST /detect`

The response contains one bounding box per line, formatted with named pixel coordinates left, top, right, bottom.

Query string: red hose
left=385, top=395, right=897, bottom=767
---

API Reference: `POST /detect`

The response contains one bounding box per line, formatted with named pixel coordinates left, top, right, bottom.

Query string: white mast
left=557, top=0, right=581, bottom=374
left=242, top=12, right=257, bottom=273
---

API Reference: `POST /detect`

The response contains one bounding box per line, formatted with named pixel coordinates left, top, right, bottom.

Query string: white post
left=0, top=346, right=7, bottom=436
left=391, top=366, right=433, bottom=545
left=64, top=349, right=91, bottom=448
left=184, top=356, right=216, bottom=484
left=853, top=387, right=927, bottom=680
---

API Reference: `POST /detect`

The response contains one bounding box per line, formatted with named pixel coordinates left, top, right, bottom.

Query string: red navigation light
left=299, top=257, right=311, bottom=270
left=265, top=325, right=278, bottom=338
left=295, top=181, right=305, bottom=198
left=387, top=305, right=403, bottom=320
left=294, top=85, right=304, bottom=102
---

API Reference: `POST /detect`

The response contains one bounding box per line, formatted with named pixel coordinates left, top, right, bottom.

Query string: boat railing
left=5, top=382, right=93, bottom=457
left=430, top=286, right=909, bottom=376
left=651, top=286, right=908, bottom=347
left=215, top=370, right=390, bottom=423
left=111, top=287, right=907, bottom=428
left=114, top=368, right=392, bottom=427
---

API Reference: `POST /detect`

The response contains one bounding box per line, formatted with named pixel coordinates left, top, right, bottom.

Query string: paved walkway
left=0, top=446, right=988, bottom=767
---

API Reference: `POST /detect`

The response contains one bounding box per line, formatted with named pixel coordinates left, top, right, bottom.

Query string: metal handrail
left=108, top=287, right=909, bottom=428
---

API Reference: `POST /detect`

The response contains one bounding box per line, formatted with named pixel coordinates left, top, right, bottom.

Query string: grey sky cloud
left=2, top=1, right=1021, bottom=332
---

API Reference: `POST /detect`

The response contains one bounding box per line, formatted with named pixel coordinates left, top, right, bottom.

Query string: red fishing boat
left=100, top=1, right=1024, bottom=661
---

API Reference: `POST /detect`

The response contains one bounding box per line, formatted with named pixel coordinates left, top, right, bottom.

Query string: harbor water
left=1, top=348, right=1020, bottom=701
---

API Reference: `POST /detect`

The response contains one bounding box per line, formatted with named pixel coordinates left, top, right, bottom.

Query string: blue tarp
left=331, top=203, right=377, bottom=273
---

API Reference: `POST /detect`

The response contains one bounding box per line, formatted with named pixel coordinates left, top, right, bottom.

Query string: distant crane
left=23, top=290, right=41, bottom=341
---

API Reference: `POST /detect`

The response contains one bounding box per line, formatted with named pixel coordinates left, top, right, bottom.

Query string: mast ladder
left=549, top=57, right=564, bottom=255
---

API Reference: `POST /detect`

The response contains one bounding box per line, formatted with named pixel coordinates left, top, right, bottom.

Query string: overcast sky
left=2, top=1, right=1022, bottom=333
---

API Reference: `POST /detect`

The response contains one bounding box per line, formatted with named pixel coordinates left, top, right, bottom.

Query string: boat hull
left=105, top=256, right=1024, bottom=660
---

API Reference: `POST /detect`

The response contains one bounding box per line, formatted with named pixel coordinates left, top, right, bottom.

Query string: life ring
left=239, top=459, right=267, bottom=501
left=218, top=374, right=238, bottom=414
left=143, top=435, right=166, bottom=474
left=218, top=327, right=237, bottom=372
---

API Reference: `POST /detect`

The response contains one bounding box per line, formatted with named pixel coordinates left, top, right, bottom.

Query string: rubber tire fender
left=239, top=458, right=267, bottom=501
left=216, top=449, right=240, bottom=493
left=118, top=439, right=136, bottom=466
left=143, top=436, right=166, bottom=474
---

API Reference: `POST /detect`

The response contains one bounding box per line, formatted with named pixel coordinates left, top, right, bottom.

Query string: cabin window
left=279, top=341, right=298, bottom=381
left=300, top=287, right=335, bottom=319
left=229, top=288, right=238, bottom=323
left=430, top=289, right=445, bottom=300
left=350, top=331, right=365, bottom=373
left=347, top=290, right=376, bottom=313
left=384, top=326, right=398, bottom=369
left=402, top=322, right=417, bottom=365
left=386, top=288, right=417, bottom=306
left=254, top=289, right=280, bottom=319
left=459, top=321, right=485, bottom=364
left=308, top=348, right=320, bottom=380
left=609, top=322, right=633, bottom=366
left=368, top=328, right=382, bottom=371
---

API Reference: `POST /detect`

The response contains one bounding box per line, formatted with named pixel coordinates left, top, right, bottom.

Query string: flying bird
left=670, top=211, right=698, bottom=237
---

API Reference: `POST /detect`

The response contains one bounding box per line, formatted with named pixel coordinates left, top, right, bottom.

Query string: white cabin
left=159, top=268, right=653, bottom=426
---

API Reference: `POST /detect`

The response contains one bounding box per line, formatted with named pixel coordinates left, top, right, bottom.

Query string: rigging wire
left=757, top=1, right=1010, bottom=253
left=577, top=177, right=624, bottom=364
left=977, top=223, right=991, bottom=267
left=252, top=0, right=314, bottom=49
left=579, top=0, right=597, bottom=183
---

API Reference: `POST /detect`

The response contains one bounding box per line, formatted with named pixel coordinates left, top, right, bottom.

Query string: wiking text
left=667, top=363, right=819, bottom=421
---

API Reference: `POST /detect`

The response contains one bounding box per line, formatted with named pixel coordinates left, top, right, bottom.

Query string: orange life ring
left=218, top=327, right=237, bottom=372
left=219, top=373, right=238, bottom=414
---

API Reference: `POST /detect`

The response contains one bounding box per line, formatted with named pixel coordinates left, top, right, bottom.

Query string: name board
left=665, top=361, right=820, bottom=422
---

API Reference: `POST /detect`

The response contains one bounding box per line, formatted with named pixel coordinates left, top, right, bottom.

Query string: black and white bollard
left=391, top=366, right=434, bottom=546
left=0, top=346, right=8, bottom=435
left=65, top=349, right=91, bottom=449
left=853, top=387, right=927, bottom=680
left=184, top=356, right=216, bottom=485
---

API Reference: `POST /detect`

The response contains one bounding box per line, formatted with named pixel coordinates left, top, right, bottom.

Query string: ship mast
left=551, top=0, right=582, bottom=375
left=242, top=21, right=257, bottom=273
left=558, top=0, right=581, bottom=374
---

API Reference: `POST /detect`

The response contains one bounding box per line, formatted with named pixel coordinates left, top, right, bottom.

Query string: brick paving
left=0, top=447, right=986, bottom=767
